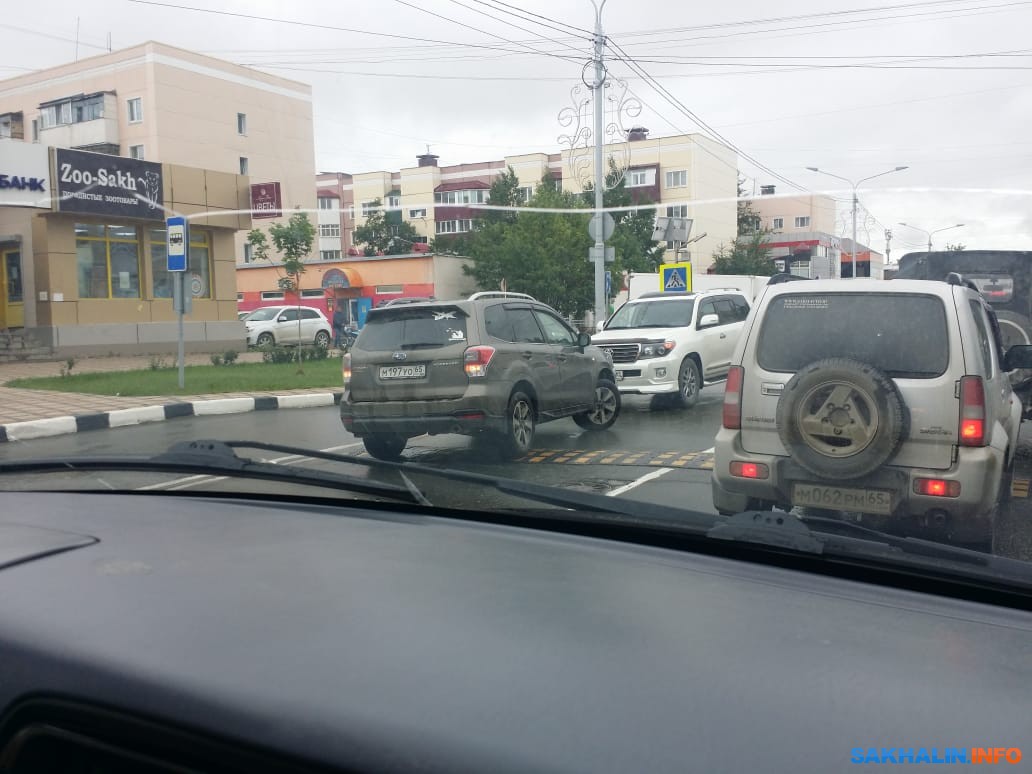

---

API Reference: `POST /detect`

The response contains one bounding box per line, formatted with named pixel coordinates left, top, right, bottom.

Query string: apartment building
left=747, top=185, right=838, bottom=235
left=0, top=41, right=315, bottom=351
left=320, top=129, right=739, bottom=271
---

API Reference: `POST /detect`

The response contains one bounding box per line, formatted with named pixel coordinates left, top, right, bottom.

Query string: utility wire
left=606, top=39, right=807, bottom=192
left=473, top=0, right=593, bottom=37
left=391, top=0, right=587, bottom=64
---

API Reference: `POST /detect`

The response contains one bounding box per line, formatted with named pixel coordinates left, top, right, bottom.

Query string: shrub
left=261, top=345, right=330, bottom=364
left=223, top=349, right=239, bottom=364
left=210, top=353, right=223, bottom=366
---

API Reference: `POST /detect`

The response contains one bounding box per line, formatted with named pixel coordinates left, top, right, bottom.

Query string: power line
left=610, top=0, right=1029, bottom=40
left=390, top=0, right=586, bottom=64
left=606, top=39, right=808, bottom=192
left=126, top=0, right=572, bottom=57
left=473, top=0, right=593, bottom=37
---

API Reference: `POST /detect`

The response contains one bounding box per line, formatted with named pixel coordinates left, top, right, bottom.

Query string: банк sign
left=55, top=148, right=164, bottom=220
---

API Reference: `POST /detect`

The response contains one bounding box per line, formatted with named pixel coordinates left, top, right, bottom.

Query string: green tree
left=353, top=198, right=424, bottom=255
left=247, top=209, right=316, bottom=370
left=463, top=177, right=594, bottom=317
left=737, top=178, right=762, bottom=236
left=710, top=231, right=777, bottom=276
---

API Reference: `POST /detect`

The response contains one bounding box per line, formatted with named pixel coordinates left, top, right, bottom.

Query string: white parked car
left=244, top=305, right=332, bottom=348
left=591, top=289, right=751, bottom=408
left=712, top=274, right=1032, bottom=550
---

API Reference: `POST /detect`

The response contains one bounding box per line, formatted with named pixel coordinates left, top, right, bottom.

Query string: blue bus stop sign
left=166, top=216, right=188, bottom=272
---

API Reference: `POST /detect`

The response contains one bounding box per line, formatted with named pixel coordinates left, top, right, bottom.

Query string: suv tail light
left=342, top=352, right=351, bottom=385
left=958, top=375, right=986, bottom=447
left=723, top=366, right=744, bottom=429
left=464, top=346, right=496, bottom=378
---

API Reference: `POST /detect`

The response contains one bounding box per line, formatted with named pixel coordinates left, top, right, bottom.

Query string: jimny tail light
left=958, top=375, right=986, bottom=447
left=464, top=346, right=496, bottom=378
left=723, top=366, right=744, bottom=430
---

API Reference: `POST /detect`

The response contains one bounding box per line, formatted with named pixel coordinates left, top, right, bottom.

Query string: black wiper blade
left=0, top=440, right=418, bottom=504
left=217, top=440, right=718, bottom=530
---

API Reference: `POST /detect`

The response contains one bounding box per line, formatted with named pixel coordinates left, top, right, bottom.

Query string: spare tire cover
left=776, top=358, right=907, bottom=481
left=995, top=310, right=1032, bottom=391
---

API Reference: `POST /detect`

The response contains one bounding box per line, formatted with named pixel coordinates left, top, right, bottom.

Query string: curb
left=0, top=392, right=345, bottom=443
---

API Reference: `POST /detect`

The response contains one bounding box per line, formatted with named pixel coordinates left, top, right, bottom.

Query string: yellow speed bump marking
left=1012, top=478, right=1030, bottom=498
left=520, top=449, right=716, bottom=469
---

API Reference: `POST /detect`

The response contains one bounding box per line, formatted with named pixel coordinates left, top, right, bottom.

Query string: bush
left=210, top=353, right=223, bottom=366
left=149, top=356, right=168, bottom=370
left=261, top=345, right=330, bottom=364
left=223, top=349, right=239, bottom=365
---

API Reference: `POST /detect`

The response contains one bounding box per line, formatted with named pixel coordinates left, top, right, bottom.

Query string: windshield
left=245, top=308, right=282, bottom=322
left=606, top=299, right=695, bottom=329
left=2, top=2, right=1031, bottom=618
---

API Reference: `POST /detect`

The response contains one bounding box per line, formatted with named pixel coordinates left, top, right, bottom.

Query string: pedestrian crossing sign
left=659, top=262, right=692, bottom=292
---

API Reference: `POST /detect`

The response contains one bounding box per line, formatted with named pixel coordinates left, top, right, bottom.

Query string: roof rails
left=467, top=291, right=536, bottom=301
left=636, top=291, right=695, bottom=299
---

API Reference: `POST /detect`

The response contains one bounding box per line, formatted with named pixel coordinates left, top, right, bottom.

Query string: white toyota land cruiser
left=712, top=274, right=1032, bottom=550
left=592, top=288, right=752, bottom=408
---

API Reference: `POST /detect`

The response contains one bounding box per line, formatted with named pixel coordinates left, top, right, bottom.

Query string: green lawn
left=8, top=357, right=344, bottom=396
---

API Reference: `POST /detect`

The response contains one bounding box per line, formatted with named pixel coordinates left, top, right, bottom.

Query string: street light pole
left=590, top=0, right=608, bottom=328
left=897, top=222, right=964, bottom=253
left=806, top=166, right=908, bottom=278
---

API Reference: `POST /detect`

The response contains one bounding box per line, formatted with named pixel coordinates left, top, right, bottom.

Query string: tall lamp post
left=806, top=165, right=908, bottom=278
left=897, top=222, right=964, bottom=253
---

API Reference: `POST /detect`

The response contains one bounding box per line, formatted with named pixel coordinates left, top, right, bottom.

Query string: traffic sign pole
left=167, top=216, right=189, bottom=389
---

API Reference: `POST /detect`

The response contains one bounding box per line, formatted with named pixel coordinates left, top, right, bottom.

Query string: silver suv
left=340, top=292, right=621, bottom=460
left=712, top=275, right=1032, bottom=549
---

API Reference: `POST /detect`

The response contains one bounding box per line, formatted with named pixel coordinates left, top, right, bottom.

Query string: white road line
left=135, top=442, right=365, bottom=492
left=607, top=468, right=672, bottom=497
left=702, top=447, right=714, bottom=454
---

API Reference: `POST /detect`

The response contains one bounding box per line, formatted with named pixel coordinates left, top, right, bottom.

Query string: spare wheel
left=776, top=358, right=907, bottom=481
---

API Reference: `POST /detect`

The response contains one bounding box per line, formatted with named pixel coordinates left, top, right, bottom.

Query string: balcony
left=38, top=93, right=119, bottom=154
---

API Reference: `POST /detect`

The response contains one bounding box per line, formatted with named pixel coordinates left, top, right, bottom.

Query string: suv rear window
left=757, top=293, right=949, bottom=378
left=356, top=307, right=469, bottom=350
left=968, top=275, right=1014, bottom=304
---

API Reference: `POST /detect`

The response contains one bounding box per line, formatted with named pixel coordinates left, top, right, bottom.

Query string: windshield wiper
left=0, top=440, right=419, bottom=504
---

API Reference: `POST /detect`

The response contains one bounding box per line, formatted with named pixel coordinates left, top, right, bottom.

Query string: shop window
left=149, top=228, right=212, bottom=299
left=76, top=224, right=141, bottom=299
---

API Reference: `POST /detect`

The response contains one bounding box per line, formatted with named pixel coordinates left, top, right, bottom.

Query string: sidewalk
left=0, top=352, right=345, bottom=442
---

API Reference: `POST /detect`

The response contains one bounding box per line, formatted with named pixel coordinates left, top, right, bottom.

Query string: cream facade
left=748, top=186, right=838, bottom=236
left=0, top=41, right=316, bottom=267
left=326, top=132, right=739, bottom=270
left=0, top=142, right=249, bottom=353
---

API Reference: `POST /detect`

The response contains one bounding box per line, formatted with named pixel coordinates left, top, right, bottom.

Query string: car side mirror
left=277, top=315, right=288, bottom=322
left=1003, top=344, right=1032, bottom=372
left=698, top=313, right=720, bottom=328
left=596, top=321, right=605, bottom=333
left=577, top=332, right=592, bottom=348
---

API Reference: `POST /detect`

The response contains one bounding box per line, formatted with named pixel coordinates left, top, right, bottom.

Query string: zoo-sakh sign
left=54, top=148, right=164, bottom=220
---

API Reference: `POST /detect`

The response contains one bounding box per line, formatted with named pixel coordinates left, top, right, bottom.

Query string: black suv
left=340, top=292, right=621, bottom=459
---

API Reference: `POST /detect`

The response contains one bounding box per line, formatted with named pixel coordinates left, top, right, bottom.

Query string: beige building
left=0, top=41, right=316, bottom=353
left=0, top=41, right=316, bottom=265
left=0, top=141, right=249, bottom=353
left=748, top=185, right=838, bottom=235
left=322, top=130, right=739, bottom=271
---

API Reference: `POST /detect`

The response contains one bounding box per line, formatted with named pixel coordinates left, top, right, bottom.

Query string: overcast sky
left=5, top=0, right=1032, bottom=257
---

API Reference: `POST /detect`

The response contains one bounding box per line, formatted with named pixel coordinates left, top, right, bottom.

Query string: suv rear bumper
left=340, top=390, right=507, bottom=438
left=712, top=427, right=1004, bottom=541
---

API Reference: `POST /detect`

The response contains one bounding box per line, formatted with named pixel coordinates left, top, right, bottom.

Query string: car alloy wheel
left=314, top=330, right=330, bottom=348
left=574, top=378, right=621, bottom=430
left=677, top=357, right=701, bottom=408
left=256, top=332, right=274, bottom=348
left=502, top=391, right=535, bottom=458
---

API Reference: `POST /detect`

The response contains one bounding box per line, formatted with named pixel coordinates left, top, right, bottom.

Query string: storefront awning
left=321, top=267, right=362, bottom=289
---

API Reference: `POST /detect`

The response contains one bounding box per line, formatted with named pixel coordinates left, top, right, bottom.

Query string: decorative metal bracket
left=557, top=65, right=642, bottom=191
